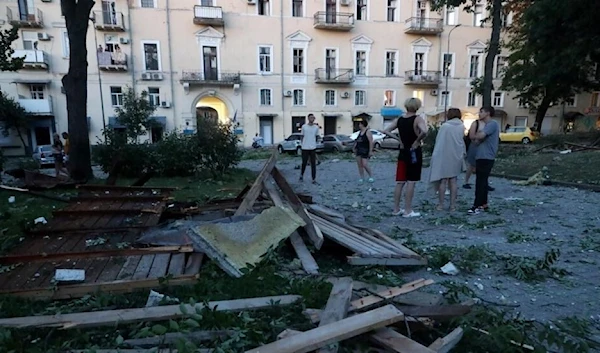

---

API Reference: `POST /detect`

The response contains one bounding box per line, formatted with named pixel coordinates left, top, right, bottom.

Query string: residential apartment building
left=0, top=0, right=598, bottom=154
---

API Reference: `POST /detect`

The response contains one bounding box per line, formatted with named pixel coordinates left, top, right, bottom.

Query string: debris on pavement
left=441, top=262, right=460, bottom=275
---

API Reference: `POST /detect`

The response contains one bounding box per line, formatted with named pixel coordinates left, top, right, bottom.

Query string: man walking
left=468, top=106, right=500, bottom=215
left=300, top=114, right=320, bottom=184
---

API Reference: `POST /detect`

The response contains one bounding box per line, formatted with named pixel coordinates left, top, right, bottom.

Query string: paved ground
left=240, top=153, right=600, bottom=324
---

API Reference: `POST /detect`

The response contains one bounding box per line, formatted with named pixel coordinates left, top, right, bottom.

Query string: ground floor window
left=151, top=125, right=164, bottom=143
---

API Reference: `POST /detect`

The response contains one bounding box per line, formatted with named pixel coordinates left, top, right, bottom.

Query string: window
left=260, top=88, right=272, bottom=106
left=292, top=48, right=304, bottom=74
left=492, top=92, right=504, bottom=107
left=200, top=0, right=214, bottom=5
left=355, top=50, right=367, bottom=76
left=387, top=0, right=397, bottom=22
left=495, top=56, right=508, bottom=78
left=292, top=0, right=303, bottom=17
left=412, top=90, right=425, bottom=104
left=293, top=89, right=305, bottom=106
left=591, top=92, right=600, bottom=107
left=439, top=91, right=451, bottom=107
left=442, top=53, right=454, bottom=77
left=142, top=42, right=160, bottom=71
left=148, top=87, right=160, bottom=107
left=104, top=34, right=119, bottom=52
left=258, top=46, right=272, bottom=74
left=62, top=31, right=70, bottom=57
left=564, top=96, right=577, bottom=107
left=469, top=55, right=480, bottom=78
left=151, top=125, right=164, bottom=143
left=500, top=11, right=512, bottom=27
left=473, top=4, right=484, bottom=26
left=111, top=86, right=124, bottom=106
left=22, top=31, right=37, bottom=50
left=325, top=90, right=336, bottom=106
left=385, top=51, right=397, bottom=76
left=515, top=116, right=528, bottom=127
left=467, top=91, right=477, bottom=107
left=445, top=6, right=456, bottom=25
left=384, top=90, right=395, bottom=106
left=414, top=53, right=424, bottom=75
left=356, top=0, right=367, bottom=20
left=140, top=0, right=156, bottom=8
left=518, top=98, right=530, bottom=108
left=30, top=85, right=44, bottom=99
left=258, top=0, right=270, bottom=15
left=355, top=90, right=366, bottom=106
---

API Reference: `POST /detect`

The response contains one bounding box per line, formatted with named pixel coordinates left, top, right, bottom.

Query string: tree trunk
left=482, top=0, right=503, bottom=107
left=16, top=128, right=29, bottom=156
left=61, top=0, right=95, bottom=182
left=534, top=95, right=553, bottom=134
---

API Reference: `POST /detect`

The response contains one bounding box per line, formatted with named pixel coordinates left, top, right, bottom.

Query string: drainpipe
left=126, top=3, right=135, bottom=94
left=166, top=0, right=176, bottom=130
left=280, top=0, right=285, bottom=139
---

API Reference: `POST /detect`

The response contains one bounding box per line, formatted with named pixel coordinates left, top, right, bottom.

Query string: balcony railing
left=181, top=70, right=241, bottom=85
left=404, top=17, right=444, bottom=34
left=6, top=7, right=43, bottom=27
left=93, top=11, right=125, bottom=31
left=313, top=12, right=354, bottom=31
left=97, top=52, right=128, bottom=71
left=19, top=96, right=53, bottom=115
left=404, top=70, right=442, bottom=85
left=193, top=5, right=224, bottom=26
left=12, top=50, right=49, bottom=69
left=314, top=68, right=354, bottom=84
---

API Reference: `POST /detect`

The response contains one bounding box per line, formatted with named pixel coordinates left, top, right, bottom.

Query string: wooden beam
left=234, top=152, right=277, bottom=216
left=52, top=208, right=162, bottom=217
left=371, top=328, right=436, bottom=353
left=0, top=185, right=70, bottom=203
left=303, top=305, right=471, bottom=324
left=289, top=232, right=319, bottom=275
left=347, top=256, right=428, bottom=266
left=0, top=295, right=302, bottom=329
left=350, top=279, right=435, bottom=312
left=77, top=184, right=177, bottom=191
left=0, top=245, right=193, bottom=264
left=70, top=350, right=213, bottom=353
left=244, top=304, right=405, bottom=353
left=72, top=195, right=172, bottom=202
left=271, top=167, right=324, bottom=249
left=317, top=277, right=353, bottom=353
left=124, top=330, right=233, bottom=347
left=428, top=327, right=463, bottom=353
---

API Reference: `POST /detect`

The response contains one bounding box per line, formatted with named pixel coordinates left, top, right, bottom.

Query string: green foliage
left=0, top=25, right=24, bottom=72
left=0, top=93, right=32, bottom=154
left=422, top=124, right=439, bottom=155
left=505, top=230, right=535, bottom=243
left=113, top=87, right=157, bottom=143
left=502, top=248, right=567, bottom=281
left=424, top=245, right=495, bottom=273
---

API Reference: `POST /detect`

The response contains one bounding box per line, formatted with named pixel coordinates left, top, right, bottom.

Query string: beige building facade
left=0, top=0, right=599, bottom=154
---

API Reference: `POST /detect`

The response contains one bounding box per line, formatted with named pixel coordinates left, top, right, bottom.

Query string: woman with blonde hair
left=428, top=108, right=466, bottom=211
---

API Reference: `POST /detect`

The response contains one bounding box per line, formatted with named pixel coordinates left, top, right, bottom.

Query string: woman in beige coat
left=428, top=108, right=466, bottom=211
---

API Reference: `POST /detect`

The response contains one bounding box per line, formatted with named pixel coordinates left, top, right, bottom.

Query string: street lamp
left=443, top=23, right=461, bottom=120
left=89, top=15, right=107, bottom=132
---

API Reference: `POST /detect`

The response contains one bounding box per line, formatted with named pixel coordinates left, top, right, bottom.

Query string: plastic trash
left=441, top=262, right=460, bottom=275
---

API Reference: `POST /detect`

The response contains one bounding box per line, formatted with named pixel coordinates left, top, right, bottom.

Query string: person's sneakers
left=487, top=185, right=495, bottom=191
left=468, top=207, right=482, bottom=215
left=392, top=209, right=405, bottom=216
left=358, top=179, right=364, bottom=183
left=403, top=211, right=421, bottom=218
left=367, top=177, right=375, bottom=183
left=463, top=184, right=472, bottom=189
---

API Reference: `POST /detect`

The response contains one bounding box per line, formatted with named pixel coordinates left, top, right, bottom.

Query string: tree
left=113, top=87, right=157, bottom=143
left=61, top=0, right=95, bottom=182
left=431, top=0, right=504, bottom=107
left=501, top=0, right=600, bottom=132
left=0, top=93, right=32, bottom=154
left=0, top=25, right=24, bottom=71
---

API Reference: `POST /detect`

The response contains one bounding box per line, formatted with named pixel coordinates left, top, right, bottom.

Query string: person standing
left=463, top=118, right=482, bottom=189
left=353, top=118, right=374, bottom=183
left=428, top=108, right=466, bottom=211
left=61, top=132, right=70, bottom=168
left=383, top=98, right=428, bottom=218
left=469, top=106, right=500, bottom=215
left=299, top=114, right=320, bottom=184
left=51, top=133, right=69, bottom=179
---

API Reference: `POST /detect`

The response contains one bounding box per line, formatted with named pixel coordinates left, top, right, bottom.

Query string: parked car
left=322, top=134, right=355, bottom=153
left=350, top=129, right=386, bottom=146
left=376, top=135, right=401, bottom=149
left=500, top=126, right=540, bottom=144
left=32, top=145, right=55, bottom=167
left=276, top=133, right=324, bottom=155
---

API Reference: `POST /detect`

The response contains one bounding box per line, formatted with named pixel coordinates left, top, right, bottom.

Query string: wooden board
left=167, top=253, right=186, bottom=276
left=317, top=277, right=353, bottom=353
left=244, top=304, right=404, bottom=353
left=347, top=256, right=427, bottom=266
left=371, top=328, right=436, bottom=353
left=350, top=279, right=435, bottom=312
left=428, top=328, right=463, bottom=353
left=184, top=253, right=204, bottom=275
left=234, top=152, right=277, bottom=216
left=0, top=295, right=302, bottom=329
left=304, top=305, right=470, bottom=324
left=124, top=330, right=233, bottom=347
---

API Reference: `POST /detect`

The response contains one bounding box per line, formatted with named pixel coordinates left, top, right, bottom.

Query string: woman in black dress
left=353, top=118, right=374, bottom=183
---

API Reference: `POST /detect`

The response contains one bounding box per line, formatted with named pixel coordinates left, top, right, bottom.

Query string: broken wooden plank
left=0, top=246, right=193, bottom=265
left=244, top=304, right=405, bottom=353
left=428, top=327, right=463, bottom=353
left=183, top=253, right=204, bottom=275
left=0, top=185, right=70, bottom=203
left=0, top=295, right=301, bottom=329
left=371, top=328, right=435, bottom=353
left=234, top=152, right=277, bottom=216
left=70, top=350, right=213, bottom=353
left=304, top=305, right=470, bottom=324
left=317, top=277, right=353, bottom=353
left=271, top=166, right=324, bottom=249
left=471, top=327, right=534, bottom=351
left=52, top=208, right=162, bottom=217
left=347, top=256, right=428, bottom=266
left=352, top=281, right=443, bottom=307
left=350, top=279, right=435, bottom=312
left=277, top=329, right=302, bottom=340
left=289, top=232, right=319, bottom=275
left=77, top=184, right=177, bottom=191
left=124, top=330, right=233, bottom=347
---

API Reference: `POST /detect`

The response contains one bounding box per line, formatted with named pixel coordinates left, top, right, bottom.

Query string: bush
left=422, top=124, right=440, bottom=155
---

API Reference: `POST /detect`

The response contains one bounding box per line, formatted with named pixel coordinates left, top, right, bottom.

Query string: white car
left=350, top=129, right=386, bottom=148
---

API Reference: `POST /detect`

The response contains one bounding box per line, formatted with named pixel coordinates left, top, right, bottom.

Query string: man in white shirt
left=300, top=114, right=320, bottom=184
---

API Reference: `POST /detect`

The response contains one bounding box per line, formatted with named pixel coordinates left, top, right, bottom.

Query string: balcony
left=93, top=11, right=125, bottom=31
left=313, top=12, right=354, bottom=31
left=97, top=52, right=128, bottom=71
left=180, top=70, right=241, bottom=86
left=19, top=96, right=53, bottom=115
left=314, top=68, right=354, bottom=84
left=12, top=50, right=49, bottom=70
left=193, top=6, right=224, bottom=26
left=404, top=70, right=442, bottom=86
left=6, top=7, right=43, bottom=28
left=404, top=17, right=444, bottom=35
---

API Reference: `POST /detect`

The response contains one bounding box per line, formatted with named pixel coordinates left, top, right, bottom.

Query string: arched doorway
left=196, top=107, right=218, bottom=123
left=195, top=96, right=229, bottom=125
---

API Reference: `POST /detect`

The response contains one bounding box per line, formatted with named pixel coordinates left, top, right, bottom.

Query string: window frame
left=110, top=86, right=124, bottom=107
left=30, top=84, right=45, bottom=99
left=445, top=5, right=456, bottom=25
left=442, top=52, right=455, bottom=77
left=564, top=95, right=577, bottom=107
left=492, top=91, right=505, bottom=107
left=291, top=0, right=304, bottom=17
left=514, top=116, right=528, bottom=127
left=292, top=47, right=305, bottom=74
left=495, top=55, right=508, bottom=78
left=257, top=0, right=271, bottom=16
left=467, top=91, right=477, bottom=107
left=439, top=90, right=452, bottom=107
left=141, top=40, right=162, bottom=71
left=385, top=50, right=398, bottom=77
left=148, top=87, right=161, bottom=107
left=61, top=30, right=70, bottom=58
left=384, top=90, right=396, bottom=107
left=473, top=4, right=484, bottom=26
left=386, top=0, right=397, bottom=22
left=139, top=0, right=158, bottom=8
left=325, top=89, right=336, bottom=106
left=469, top=54, right=481, bottom=78
left=354, top=50, right=367, bottom=76
left=292, top=89, right=305, bottom=106
left=257, top=45, right=273, bottom=74
left=356, top=0, right=368, bottom=21
left=259, top=88, right=273, bottom=106
left=354, top=90, right=366, bottom=106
